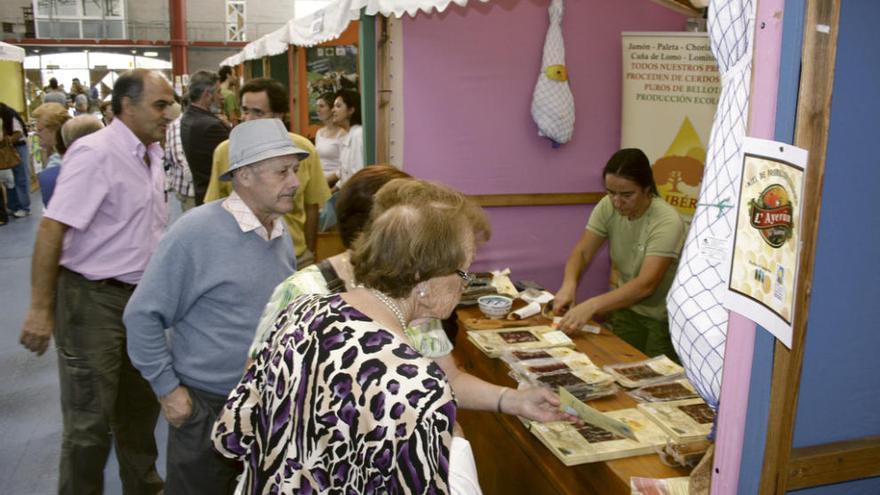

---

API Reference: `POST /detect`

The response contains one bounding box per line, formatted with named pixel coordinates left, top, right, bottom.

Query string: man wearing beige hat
left=204, top=78, right=331, bottom=268
left=124, top=118, right=303, bottom=494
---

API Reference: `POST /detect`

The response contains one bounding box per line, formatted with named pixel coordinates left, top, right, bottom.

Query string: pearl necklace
left=369, top=288, right=408, bottom=331
left=341, top=254, right=358, bottom=288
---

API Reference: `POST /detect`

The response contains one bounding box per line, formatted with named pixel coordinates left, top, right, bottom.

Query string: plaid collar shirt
left=221, top=191, right=285, bottom=241
left=164, top=118, right=194, bottom=197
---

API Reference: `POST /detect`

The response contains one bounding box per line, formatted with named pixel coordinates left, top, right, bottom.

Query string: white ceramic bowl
left=477, top=295, right=513, bottom=320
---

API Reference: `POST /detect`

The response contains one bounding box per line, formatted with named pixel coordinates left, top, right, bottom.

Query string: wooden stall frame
left=650, top=0, right=701, bottom=16
left=374, top=14, right=406, bottom=167
left=288, top=44, right=297, bottom=132
left=468, top=192, right=604, bottom=208
left=315, top=192, right=604, bottom=263
left=756, top=1, right=880, bottom=492
left=375, top=16, right=391, bottom=165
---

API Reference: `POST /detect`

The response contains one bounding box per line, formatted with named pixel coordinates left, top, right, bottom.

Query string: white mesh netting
left=666, top=0, right=756, bottom=411
left=531, top=0, right=575, bottom=145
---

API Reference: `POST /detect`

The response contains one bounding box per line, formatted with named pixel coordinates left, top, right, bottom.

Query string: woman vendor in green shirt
left=553, top=148, right=686, bottom=359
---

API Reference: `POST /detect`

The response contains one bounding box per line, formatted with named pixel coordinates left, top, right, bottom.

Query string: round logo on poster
left=748, top=184, right=793, bottom=248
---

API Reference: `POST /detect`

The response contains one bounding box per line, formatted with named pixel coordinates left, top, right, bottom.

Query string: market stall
left=213, top=2, right=880, bottom=494
left=0, top=41, right=27, bottom=115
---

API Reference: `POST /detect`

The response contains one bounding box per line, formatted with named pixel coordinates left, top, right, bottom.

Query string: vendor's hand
left=557, top=300, right=597, bottom=334
left=160, top=386, right=193, bottom=428
left=502, top=387, right=580, bottom=423
left=552, top=285, right=576, bottom=316
left=20, top=308, right=54, bottom=356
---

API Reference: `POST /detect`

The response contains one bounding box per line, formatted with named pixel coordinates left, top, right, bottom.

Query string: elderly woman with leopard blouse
left=214, top=175, right=573, bottom=493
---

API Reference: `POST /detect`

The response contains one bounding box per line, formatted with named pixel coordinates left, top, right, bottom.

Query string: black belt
left=97, top=277, right=138, bottom=292
left=63, top=267, right=138, bottom=292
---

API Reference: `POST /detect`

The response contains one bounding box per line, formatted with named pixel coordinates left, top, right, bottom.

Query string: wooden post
left=375, top=16, right=389, bottom=164
left=758, top=1, right=840, bottom=493
left=287, top=44, right=296, bottom=133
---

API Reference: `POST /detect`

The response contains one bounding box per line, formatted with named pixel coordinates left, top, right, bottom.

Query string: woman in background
left=318, top=90, right=362, bottom=230
left=332, top=89, right=364, bottom=189
left=314, top=92, right=342, bottom=188
left=72, top=94, right=90, bottom=117
left=1, top=102, right=31, bottom=219
left=38, top=113, right=102, bottom=206
left=32, top=103, right=71, bottom=173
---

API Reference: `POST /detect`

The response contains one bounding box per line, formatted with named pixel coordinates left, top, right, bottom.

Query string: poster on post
left=621, top=32, right=720, bottom=223
left=724, top=138, right=808, bottom=348
left=305, top=44, right=359, bottom=125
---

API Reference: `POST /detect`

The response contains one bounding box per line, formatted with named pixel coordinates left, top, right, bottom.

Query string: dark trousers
left=55, top=268, right=163, bottom=495
left=609, top=309, right=679, bottom=363
left=167, top=386, right=241, bottom=494
left=6, top=143, right=30, bottom=212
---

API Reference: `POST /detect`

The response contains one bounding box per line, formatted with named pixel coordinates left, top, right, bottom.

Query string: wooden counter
left=452, top=306, right=690, bottom=494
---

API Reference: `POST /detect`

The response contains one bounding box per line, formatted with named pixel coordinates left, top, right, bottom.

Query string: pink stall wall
left=401, top=0, right=685, bottom=296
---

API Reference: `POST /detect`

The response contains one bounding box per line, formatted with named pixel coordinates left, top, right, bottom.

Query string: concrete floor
left=0, top=191, right=172, bottom=494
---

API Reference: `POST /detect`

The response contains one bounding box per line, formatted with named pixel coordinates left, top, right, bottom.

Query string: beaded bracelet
left=496, top=388, right=510, bottom=414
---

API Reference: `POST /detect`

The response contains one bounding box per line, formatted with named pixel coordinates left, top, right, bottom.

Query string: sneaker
left=12, top=209, right=30, bottom=218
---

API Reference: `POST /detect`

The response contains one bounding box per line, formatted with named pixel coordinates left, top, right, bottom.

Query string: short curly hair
left=351, top=180, right=490, bottom=298
left=352, top=202, right=473, bottom=298
left=372, top=178, right=491, bottom=243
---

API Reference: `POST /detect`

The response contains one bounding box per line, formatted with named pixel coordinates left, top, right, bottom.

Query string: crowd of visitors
left=11, top=66, right=576, bottom=494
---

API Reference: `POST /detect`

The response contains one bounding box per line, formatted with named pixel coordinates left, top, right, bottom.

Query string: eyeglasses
left=456, top=270, right=473, bottom=284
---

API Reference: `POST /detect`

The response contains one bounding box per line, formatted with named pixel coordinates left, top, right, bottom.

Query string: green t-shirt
left=221, top=88, right=238, bottom=122
left=586, top=196, right=686, bottom=321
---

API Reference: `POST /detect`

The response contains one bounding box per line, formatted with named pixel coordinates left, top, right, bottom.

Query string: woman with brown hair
left=331, top=89, right=363, bottom=189
left=38, top=114, right=103, bottom=206
left=553, top=148, right=686, bottom=359
left=314, top=92, right=343, bottom=188
left=33, top=102, right=72, bottom=171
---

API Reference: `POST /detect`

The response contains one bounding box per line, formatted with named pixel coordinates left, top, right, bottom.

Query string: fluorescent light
left=143, top=51, right=158, bottom=57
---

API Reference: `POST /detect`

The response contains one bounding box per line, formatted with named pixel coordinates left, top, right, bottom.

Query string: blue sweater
left=124, top=201, right=296, bottom=397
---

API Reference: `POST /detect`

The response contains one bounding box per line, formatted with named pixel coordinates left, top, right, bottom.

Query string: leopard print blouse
left=213, top=293, right=456, bottom=494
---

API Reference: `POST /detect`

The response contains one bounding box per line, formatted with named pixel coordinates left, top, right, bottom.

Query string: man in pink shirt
left=19, top=69, right=174, bottom=495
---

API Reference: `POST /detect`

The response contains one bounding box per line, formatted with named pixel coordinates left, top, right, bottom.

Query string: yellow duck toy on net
left=545, top=64, right=568, bottom=82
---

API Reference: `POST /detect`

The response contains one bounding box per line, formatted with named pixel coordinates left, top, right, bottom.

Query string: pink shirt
left=46, top=119, right=167, bottom=284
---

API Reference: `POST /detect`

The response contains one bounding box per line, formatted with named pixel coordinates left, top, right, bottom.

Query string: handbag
left=0, top=137, right=22, bottom=170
